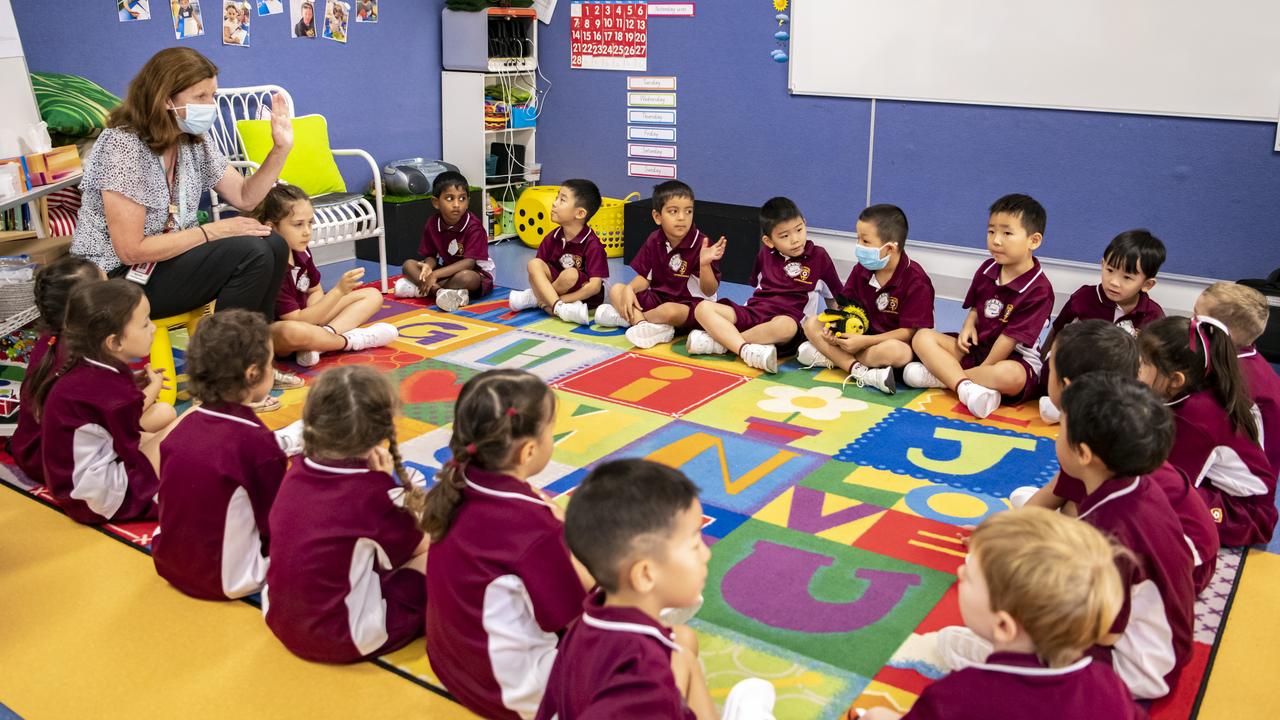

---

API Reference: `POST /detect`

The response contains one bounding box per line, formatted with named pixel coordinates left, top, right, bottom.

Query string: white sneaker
left=1039, top=396, right=1061, bottom=424
left=686, top=329, right=727, bottom=355
left=903, top=361, right=947, bottom=389
left=740, top=343, right=779, bottom=373
left=659, top=594, right=704, bottom=627
left=393, top=277, right=423, bottom=299
left=844, top=362, right=896, bottom=394
left=958, top=380, right=1001, bottom=419
left=435, top=288, right=469, bottom=313
left=796, top=341, right=834, bottom=369
left=342, top=322, right=398, bottom=352
left=723, top=678, right=777, bottom=720
left=593, top=303, right=630, bottom=328
left=626, top=322, right=675, bottom=349
left=554, top=300, right=591, bottom=325
left=508, top=288, right=539, bottom=311
left=273, top=419, right=305, bottom=457
left=296, top=350, right=320, bottom=368
left=1009, top=485, right=1040, bottom=509
left=935, top=626, right=994, bottom=672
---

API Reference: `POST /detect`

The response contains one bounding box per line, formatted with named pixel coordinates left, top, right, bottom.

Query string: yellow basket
left=515, top=186, right=640, bottom=259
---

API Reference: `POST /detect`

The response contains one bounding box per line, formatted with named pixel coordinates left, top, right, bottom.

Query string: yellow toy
left=817, top=299, right=869, bottom=336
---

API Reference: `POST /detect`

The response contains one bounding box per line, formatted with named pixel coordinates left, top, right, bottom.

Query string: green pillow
left=235, top=114, right=346, bottom=196
left=30, top=72, right=122, bottom=139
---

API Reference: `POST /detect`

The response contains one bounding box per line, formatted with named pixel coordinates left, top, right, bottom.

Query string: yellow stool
left=150, top=302, right=214, bottom=406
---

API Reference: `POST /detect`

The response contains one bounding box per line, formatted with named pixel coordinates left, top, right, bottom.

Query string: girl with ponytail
left=263, top=365, right=429, bottom=663
left=423, top=369, right=592, bottom=720
left=1138, top=316, right=1276, bottom=547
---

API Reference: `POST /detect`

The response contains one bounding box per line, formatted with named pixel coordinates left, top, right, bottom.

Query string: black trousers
left=110, top=234, right=289, bottom=320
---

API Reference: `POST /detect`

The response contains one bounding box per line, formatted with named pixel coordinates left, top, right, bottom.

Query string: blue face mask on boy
left=171, top=103, right=218, bottom=136
left=855, top=243, right=894, bottom=271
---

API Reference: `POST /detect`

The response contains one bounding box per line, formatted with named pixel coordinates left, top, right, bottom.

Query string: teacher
left=73, top=47, right=292, bottom=321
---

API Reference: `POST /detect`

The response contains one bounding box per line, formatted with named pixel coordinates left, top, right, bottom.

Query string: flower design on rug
left=757, top=386, right=867, bottom=421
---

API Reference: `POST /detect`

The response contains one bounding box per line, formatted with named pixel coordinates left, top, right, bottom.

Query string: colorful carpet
left=0, top=282, right=1251, bottom=719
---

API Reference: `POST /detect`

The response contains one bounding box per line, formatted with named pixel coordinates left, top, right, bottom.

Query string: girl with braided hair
left=263, top=365, right=428, bottom=662
left=423, top=369, right=593, bottom=720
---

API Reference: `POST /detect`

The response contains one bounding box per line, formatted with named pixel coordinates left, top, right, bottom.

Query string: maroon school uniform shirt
left=41, top=357, right=157, bottom=524
left=534, top=225, right=609, bottom=305
left=426, top=466, right=586, bottom=720
left=962, top=258, right=1055, bottom=373
left=631, top=226, right=721, bottom=308
left=1077, top=474, right=1195, bottom=700
left=839, top=252, right=935, bottom=334
left=1053, top=462, right=1218, bottom=594
left=904, top=652, right=1145, bottom=720
left=535, top=591, right=695, bottom=720
left=264, top=457, right=425, bottom=663
left=1166, top=390, right=1277, bottom=547
left=152, top=404, right=288, bottom=601
left=275, top=249, right=322, bottom=318
left=1050, top=284, right=1164, bottom=337
left=11, top=333, right=54, bottom=483
left=419, top=211, right=496, bottom=282
left=1239, top=346, right=1280, bottom=479
left=744, top=241, right=842, bottom=324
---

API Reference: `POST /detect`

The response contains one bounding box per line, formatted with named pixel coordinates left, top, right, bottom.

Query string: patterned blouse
left=72, top=127, right=229, bottom=273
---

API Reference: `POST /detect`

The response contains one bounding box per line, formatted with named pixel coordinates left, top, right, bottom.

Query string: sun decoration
left=770, top=0, right=789, bottom=62
left=773, top=0, right=788, bottom=11
left=757, top=386, right=868, bottom=422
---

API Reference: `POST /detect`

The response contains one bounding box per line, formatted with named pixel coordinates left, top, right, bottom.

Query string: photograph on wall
left=223, top=0, right=250, bottom=46
left=290, top=0, right=317, bottom=37
left=257, top=0, right=283, bottom=15
left=118, top=0, right=151, bottom=22
left=322, top=0, right=349, bottom=42
left=170, top=0, right=205, bottom=39
left=355, top=0, right=376, bottom=23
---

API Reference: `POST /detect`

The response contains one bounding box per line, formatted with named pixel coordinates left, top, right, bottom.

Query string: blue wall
left=535, top=2, right=1280, bottom=279
left=12, top=0, right=441, bottom=189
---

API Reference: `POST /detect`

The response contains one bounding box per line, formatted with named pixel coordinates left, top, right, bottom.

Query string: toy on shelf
left=514, top=186, right=639, bottom=258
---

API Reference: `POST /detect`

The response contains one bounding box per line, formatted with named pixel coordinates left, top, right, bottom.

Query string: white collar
left=1239, top=348, right=1258, bottom=359
left=971, top=654, right=1092, bottom=677
left=194, top=405, right=259, bottom=428
left=303, top=457, right=369, bottom=475
left=438, top=214, right=471, bottom=234
left=1077, top=477, right=1141, bottom=520
left=580, top=613, right=682, bottom=653
left=463, top=476, right=558, bottom=513
left=84, top=358, right=121, bottom=374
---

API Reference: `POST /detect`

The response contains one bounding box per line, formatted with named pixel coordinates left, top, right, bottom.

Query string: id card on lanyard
left=127, top=150, right=182, bottom=285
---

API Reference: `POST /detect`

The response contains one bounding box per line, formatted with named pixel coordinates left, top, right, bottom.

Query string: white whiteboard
left=789, top=0, right=1280, bottom=122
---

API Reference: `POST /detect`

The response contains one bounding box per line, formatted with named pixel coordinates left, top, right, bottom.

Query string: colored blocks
left=555, top=353, right=748, bottom=417
left=437, top=330, right=620, bottom=381
left=388, top=313, right=508, bottom=356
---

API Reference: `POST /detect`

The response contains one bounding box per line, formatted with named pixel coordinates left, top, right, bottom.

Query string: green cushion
left=235, top=114, right=346, bottom=196
left=29, top=72, right=122, bottom=139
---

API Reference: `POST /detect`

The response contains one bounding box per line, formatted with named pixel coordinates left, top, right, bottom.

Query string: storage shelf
left=485, top=127, right=535, bottom=135
left=0, top=172, right=82, bottom=215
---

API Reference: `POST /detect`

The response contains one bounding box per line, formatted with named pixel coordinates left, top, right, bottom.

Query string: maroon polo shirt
left=418, top=211, right=495, bottom=281
left=962, top=258, right=1055, bottom=367
left=631, top=226, right=722, bottom=307
left=1167, top=390, right=1277, bottom=547
left=152, top=403, right=288, bottom=601
left=839, top=252, right=936, bottom=334
left=744, top=241, right=842, bottom=324
left=264, top=456, right=425, bottom=663
left=12, top=333, right=54, bottom=483
left=534, top=225, right=609, bottom=304
left=1077, top=474, right=1195, bottom=699
left=426, top=466, right=586, bottom=720
left=275, top=249, right=322, bottom=318
left=41, top=358, right=157, bottom=524
left=904, top=652, right=1145, bottom=720
left=535, top=591, right=695, bottom=720
left=1050, top=284, right=1164, bottom=337
left=1239, top=346, right=1280, bottom=480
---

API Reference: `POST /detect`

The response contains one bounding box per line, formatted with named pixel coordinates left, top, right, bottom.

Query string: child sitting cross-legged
left=537, top=458, right=778, bottom=720
left=862, top=507, right=1143, bottom=720
left=393, top=171, right=495, bottom=312
left=508, top=180, right=609, bottom=325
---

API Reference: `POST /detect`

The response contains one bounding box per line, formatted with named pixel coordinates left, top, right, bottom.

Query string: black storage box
left=623, top=198, right=761, bottom=285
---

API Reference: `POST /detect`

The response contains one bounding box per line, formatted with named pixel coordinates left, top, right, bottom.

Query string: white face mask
left=171, top=103, right=217, bottom=135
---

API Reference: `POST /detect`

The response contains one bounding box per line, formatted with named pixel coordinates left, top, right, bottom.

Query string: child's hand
left=338, top=268, right=365, bottom=294
left=834, top=333, right=863, bottom=353
left=700, top=236, right=727, bottom=265
left=417, top=265, right=434, bottom=284
left=957, top=323, right=979, bottom=353
left=861, top=708, right=903, bottom=720
left=366, top=445, right=395, bottom=475
left=141, top=364, right=170, bottom=402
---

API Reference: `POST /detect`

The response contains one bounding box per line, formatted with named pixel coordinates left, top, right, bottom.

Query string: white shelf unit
left=441, top=69, right=538, bottom=242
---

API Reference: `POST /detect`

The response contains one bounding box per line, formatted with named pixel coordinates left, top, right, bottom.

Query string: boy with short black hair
left=862, top=507, right=1143, bottom=720
left=1056, top=372, right=1195, bottom=700
left=907, top=194, right=1055, bottom=419
left=509, top=179, right=608, bottom=325
left=395, top=171, right=495, bottom=312
left=798, top=203, right=935, bottom=394
left=595, top=180, right=727, bottom=348
left=690, top=197, right=841, bottom=374
left=539, top=459, right=776, bottom=720
left=1038, top=228, right=1166, bottom=422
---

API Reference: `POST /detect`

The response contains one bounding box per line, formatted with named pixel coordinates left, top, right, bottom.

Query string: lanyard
left=160, top=149, right=181, bottom=234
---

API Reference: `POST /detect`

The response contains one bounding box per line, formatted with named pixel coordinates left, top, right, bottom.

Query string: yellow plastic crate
left=515, top=186, right=640, bottom=259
